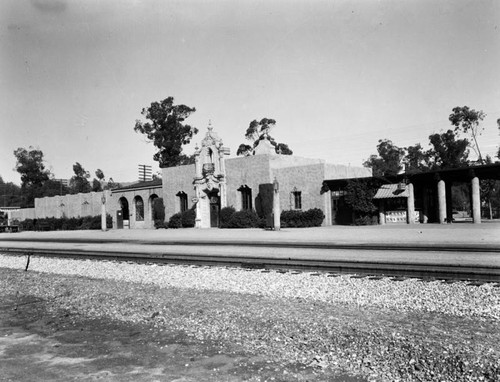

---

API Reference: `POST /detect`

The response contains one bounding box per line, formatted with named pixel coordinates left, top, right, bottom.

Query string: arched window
left=134, top=196, right=144, bottom=221
left=238, top=185, right=252, bottom=210
left=176, top=191, right=188, bottom=212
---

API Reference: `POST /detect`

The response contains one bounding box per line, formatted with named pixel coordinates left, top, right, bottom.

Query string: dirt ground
left=0, top=293, right=363, bottom=382
left=1, top=266, right=499, bottom=382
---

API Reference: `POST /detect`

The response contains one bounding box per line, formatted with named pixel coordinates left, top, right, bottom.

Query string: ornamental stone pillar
left=192, top=123, right=230, bottom=228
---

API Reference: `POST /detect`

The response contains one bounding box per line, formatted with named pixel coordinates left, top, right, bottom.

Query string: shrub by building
left=18, top=214, right=112, bottom=231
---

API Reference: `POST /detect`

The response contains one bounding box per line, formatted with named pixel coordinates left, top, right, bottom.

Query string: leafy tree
left=90, top=169, right=105, bottom=192
left=404, top=143, right=431, bottom=173
left=428, top=130, right=469, bottom=169
left=237, top=118, right=293, bottom=156
left=152, top=197, right=165, bottom=221
left=363, top=139, right=405, bottom=176
left=0, top=176, right=22, bottom=207
left=104, top=177, right=121, bottom=190
left=95, top=169, right=105, bottom=181
left=70, top=162, right=91, bottom=194
left=451, top=183, right=470, bottom=213
left=276, top=143, right=293, bottom=155
left=344, top=178, right=382, bottom=225
left=13, top=146, right=52, bottom=206
left=236, top=144, right=253, bottom=156
left=91, top=179, right=102, bottom=192
left=134, top=97, right=198, bottom=167
left=449, top=106, right=485, bottom=163
left=178, top=154, right=196, bottom=165
left=480, top=155, right=499, bottom=219
left=41, top=179, right=70, bottom=198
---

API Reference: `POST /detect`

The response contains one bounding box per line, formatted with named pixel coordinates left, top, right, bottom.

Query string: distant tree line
left=0, top=146, right=121, bottom=208
left=361, top=106, right=500, bottom=219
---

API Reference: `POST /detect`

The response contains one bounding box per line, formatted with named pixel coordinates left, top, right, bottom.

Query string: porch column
left=471, top=176, right=481, bottom=224
left=407, top=183, right=415, bottom=224
left=437, top=178, right=447, bottom=224
left=323, top=189, right=332, bottom=226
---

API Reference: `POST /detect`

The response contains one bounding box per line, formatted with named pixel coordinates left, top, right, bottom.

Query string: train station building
left=10, top=125, right=500, bottom=228
left=160, top=125, right=370, bottom=228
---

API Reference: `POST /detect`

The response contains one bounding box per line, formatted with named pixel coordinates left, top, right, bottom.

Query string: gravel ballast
left=1, top=253, right=499, bottom=381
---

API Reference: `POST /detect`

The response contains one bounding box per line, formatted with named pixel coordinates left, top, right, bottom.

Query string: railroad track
left=1, top=244, right=499, bottom=283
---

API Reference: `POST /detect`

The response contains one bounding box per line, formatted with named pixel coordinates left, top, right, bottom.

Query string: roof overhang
left=323, top=163, right=500, bottom=190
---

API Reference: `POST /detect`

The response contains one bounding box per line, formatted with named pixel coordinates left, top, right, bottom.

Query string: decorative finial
left=208, top=119, right=213, bottom=131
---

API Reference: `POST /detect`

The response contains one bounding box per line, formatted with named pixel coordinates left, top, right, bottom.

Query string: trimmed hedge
left=220, top=207, right=266, bottom=228
left=181, top=209, right=196, bottom=227
left=167, top=213, right=182, bottom=228
left=219, top=206, right=236, bottom=228
left=167, top=209, right=196, bottom=229
left=227, top=210, right=260, bottom=228
left=280, top=208, right=325, bottom=228
left=18, top=214, right=113, bottom=231
left=220, top=207, right=324, bottom=228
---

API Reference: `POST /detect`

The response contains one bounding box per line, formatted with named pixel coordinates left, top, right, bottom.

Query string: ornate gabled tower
left=193, top=122, right=230, bottom=228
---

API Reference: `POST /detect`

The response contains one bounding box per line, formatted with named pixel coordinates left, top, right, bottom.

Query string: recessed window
left=134, top=196, right=144, bottom=221
left=292, top=190, right=302, bottom=210
left=177, top=191, right=188, bottom=212
left=238, top=185, right=252, bottom=210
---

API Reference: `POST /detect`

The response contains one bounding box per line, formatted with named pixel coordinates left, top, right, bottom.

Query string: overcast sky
left=1, top=0, right=499, bottom=184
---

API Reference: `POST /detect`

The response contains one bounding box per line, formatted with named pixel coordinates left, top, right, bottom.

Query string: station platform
left=0, top=222, right=499, bottom=249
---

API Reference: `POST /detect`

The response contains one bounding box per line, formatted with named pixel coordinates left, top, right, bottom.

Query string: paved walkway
left=1, top=223, right=499, bottom=275
left=1, top=222, right=499, bottom=248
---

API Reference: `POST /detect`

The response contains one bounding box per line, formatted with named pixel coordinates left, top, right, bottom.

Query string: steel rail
left=1, top=237, right=499, bottom=253
left=1, top=246, right=499, bottom=283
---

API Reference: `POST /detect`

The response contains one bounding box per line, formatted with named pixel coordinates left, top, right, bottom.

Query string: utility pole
left=138, top=165, right=152, bottom=182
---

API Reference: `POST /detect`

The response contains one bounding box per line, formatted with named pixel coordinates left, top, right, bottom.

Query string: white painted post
left=471, top=176, right=481, bottom=224
left=407, top=183, right=415, bottom=224
left=101, top=193, right=107, bottom=231
left=323, top=189, right=332, bottom=226
left=437, top=179, right=447, bottom=224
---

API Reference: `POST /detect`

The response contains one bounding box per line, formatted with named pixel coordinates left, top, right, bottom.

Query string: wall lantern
left=273, top=177, right=279, bottom=192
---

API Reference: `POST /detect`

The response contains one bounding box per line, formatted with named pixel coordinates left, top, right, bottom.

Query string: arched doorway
left=149, top=194, right=161, bottom=227
left=118, top=197, right=130, bottom=229
left=134, top=196, right=144, bottom=222
left=207, top=191, right=220, bottom=227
